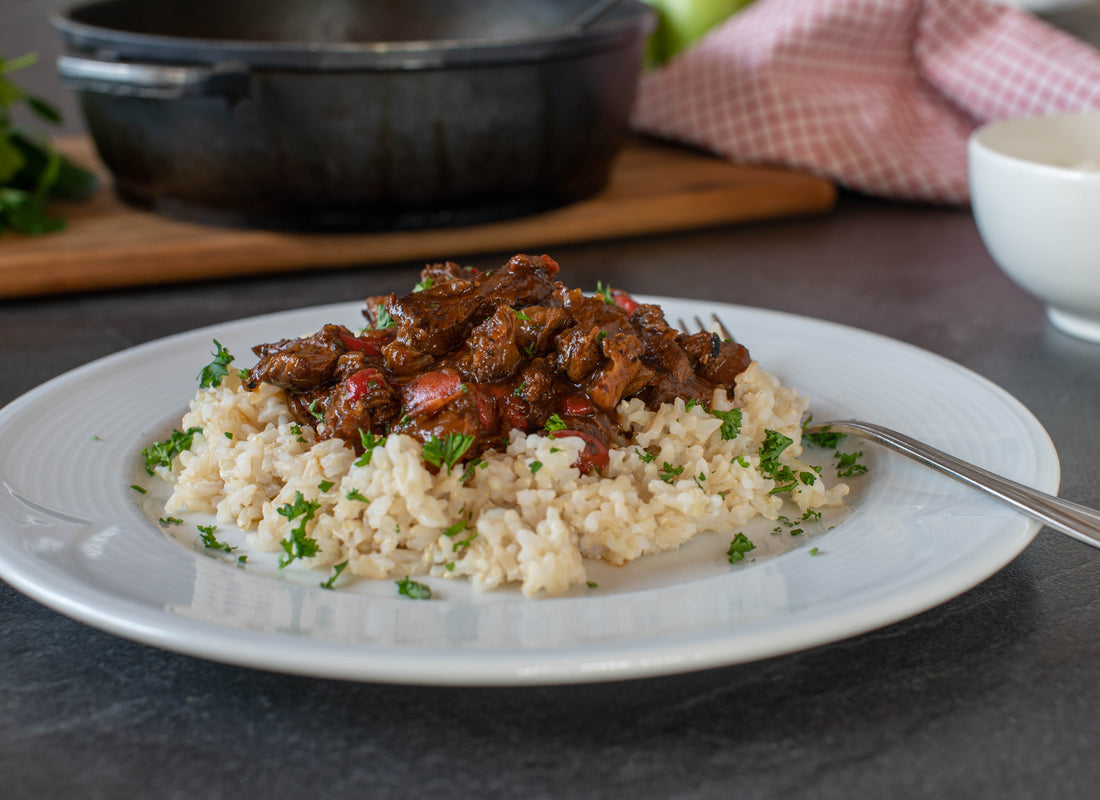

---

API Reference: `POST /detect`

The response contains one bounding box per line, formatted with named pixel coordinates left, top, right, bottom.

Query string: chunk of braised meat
left=245, top=324, right=351, bottom=392
left=587, top=332, right=653, bottom=412
left=677, top=332, right=752, bottom=391
left=323, top=367, right=400, bottom=442
left=463, top=305, right=523, bottom=382
left=381, top=339, right=435, bottom=377
left=419, top=260, right=479, bottom=286
left=553, top=325, right=604, bottom=383
left=514, top=305, right=569, bottom=355
left=384, top=254, right=559, bottom=356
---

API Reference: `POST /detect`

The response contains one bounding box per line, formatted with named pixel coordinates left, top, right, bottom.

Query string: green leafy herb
left=512, top=382, right=527, bottom=397
left=586, top=581, right=599, bottom=589
left=237, top=368, right=251, bottom=382
left=421, top=433, right=474, bottom=472
left=712, top=408, right=743, bottom=440
left=158, top=516, right=183, bottom=526
left=396, top=576, right=432, bottom=599
left=635, top=448, right=657, bottom=464
left=514, top=309, right=531, bottom=321
left=809, top=547, right=821, bottom=556
left=758, top=429, right=799, bottom=494
left=734, top=454, right=750, bottom=468
left=658, top=462, right=685, bottom=484
left=317, top=480, right=334, bottom=492
left=197, top=339, right=234, bottom=389
left=320, top=560, right=348, bottom=590
left=802, top=416, right=846, bottom=450
left=693, top=471, right=707, bottom=490
left=345, top=487, right=369, bottom=503
left=461, top=456, right=487, bottom=483
left=142, top=427, right=202, bottom=474
left=529, top=460, right=543, bottom=474
left=197, top=524, right=234, bottom=553
left=224, top=431, right=233, bottom=439
left=544, top=413, right=567, bottom=433
left=835, top=450, right=869, bottom=477
left=727, top=532, right=756, bottom=563
left=307, top=399, right=325, bottom=423
left=595, top=280, right=614, bottom=304
left=0, top=53, right=97, bottom=237
left=356, top=429, right=386, bottom=467
left=375, top=303, right=395, bottom=329
left=130, top=484, right=147, bottom=494
left=276, top=491, right=321, bottom=567
left=412, top=277, right=434, bottom=292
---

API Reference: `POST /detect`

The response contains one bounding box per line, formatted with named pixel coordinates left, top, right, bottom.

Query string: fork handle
left=809, top=420, right=1100, bottom=549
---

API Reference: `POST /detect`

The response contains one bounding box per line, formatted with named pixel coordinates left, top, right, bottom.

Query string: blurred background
left=5, top=0, right=1100, bottom=138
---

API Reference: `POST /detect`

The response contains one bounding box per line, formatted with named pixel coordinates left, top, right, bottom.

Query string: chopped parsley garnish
left=396, top=576, right=432, bottom=599
left=237, top=368, right=251, bottom=382
left=658, top=462, right=685, bottom=484
left=512, top=381, right=527, bottom=397
left=130, top=484, right=147, bottom=494
left=197, top=524, right=234, bottom=553
left=530, top=460, right=543, bottom=474
left=835, top=450, right=869, bottom=477
left=586, top=581, right=599, bottom=589
left=356, top=430, right=386, bottom=466
left=422, top=432, right=474, bottom=472
left=345, top=488, right=369, bottom=503
left=320, top=560, right=348, bottom=590
left=412, top=277, right=434, bottom=292
left=461, top=456, right=487, bottom=483
left=375, top=303, right=395, bottom=329
left=275, top=491, right=321, bottom=567
left=758, top=429, right=800, bottom=494
left=197, top=339, right=234, bottom=389
left=635, top=448, right=657, bottom=463
left=809, top=547, right=821, bottom=556
left=317, top=480, right=334, bottom=492
left=595, top=280, right=614, bottom=304
left=443, top=519, right=468, bottom=538
left=307, top=399, right=325, bottom=423
left=727, top=532, right=756, bottom=563
left=712, top=408, right=743, bottom=440
left=734, top=454, right=750, bottom=468
left=224, top=431, right=233, bottom=439
left=544, top=413, right=567, bottom=433
left=142, top=426, right=201, bottom=474
left=693, top=471, right=706, bottom=490
left=514, top=309, right=531, bottom=321
left=802, top=416, right=846, bottom=450
left=158, top=516, right=183, bottom=526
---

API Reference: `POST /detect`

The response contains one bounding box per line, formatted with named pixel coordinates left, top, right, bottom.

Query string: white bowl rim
left=969, top=110, right=1100, bottom=180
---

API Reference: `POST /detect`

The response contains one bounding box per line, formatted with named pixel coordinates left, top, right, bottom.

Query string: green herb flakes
left=396, top=576, right=432, bottom=600
left=727, top=533, right=756, bottom=563
left=197, top=339, right=234, bottom=389
left=276, top=491, right=321, bottom=567
left=320, top=560, right=348, bottom=590
left=421, top=432, right=474, bottom=472
left=142, top=427, right=201, bottom=474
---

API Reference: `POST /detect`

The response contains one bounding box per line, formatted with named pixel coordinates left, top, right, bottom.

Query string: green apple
left=642, top=0, right=754, bottom=66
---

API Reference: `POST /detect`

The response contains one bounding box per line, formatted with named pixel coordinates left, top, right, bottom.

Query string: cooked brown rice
left=157, top=359, right=847, bottom=596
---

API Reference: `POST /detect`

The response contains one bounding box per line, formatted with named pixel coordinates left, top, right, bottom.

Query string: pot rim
left=52, top=0, right=656, bottom=71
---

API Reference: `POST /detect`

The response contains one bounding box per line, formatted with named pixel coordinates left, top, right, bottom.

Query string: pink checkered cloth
left=631, top=0, right=1100, bottom=203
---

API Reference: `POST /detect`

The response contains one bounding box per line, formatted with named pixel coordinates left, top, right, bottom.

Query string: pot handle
left=57, top=55, right=248, bottom=100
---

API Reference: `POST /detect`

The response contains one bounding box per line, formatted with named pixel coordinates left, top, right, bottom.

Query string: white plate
left=0, top=298, right=1059, bottom=685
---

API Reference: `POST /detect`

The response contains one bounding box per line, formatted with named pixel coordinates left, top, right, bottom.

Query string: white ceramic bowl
left=969, top=111, right=1100, bottom=342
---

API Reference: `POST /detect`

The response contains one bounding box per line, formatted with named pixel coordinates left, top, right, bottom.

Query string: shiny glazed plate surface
left=0, top=298, right=1059, bottom=685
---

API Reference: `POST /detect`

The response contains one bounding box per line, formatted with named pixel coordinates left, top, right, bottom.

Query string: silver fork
left=679, top=314, right=1100, bottom=549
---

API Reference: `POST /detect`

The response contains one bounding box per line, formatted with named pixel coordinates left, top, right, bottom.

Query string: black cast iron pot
left=53, top=0, right=655, bottom=231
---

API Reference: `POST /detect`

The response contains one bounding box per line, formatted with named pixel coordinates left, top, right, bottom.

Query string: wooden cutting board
left=0, top=137, right=835, bottom=299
